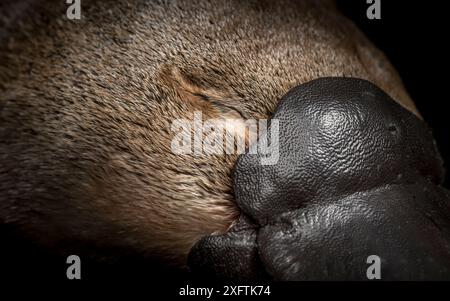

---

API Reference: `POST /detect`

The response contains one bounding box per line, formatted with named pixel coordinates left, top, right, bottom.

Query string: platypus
left=1, top=0, right=448, bottom=280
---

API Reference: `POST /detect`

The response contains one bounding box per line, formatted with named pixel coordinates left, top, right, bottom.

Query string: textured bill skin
left=188, top=77, right=450, bottom=281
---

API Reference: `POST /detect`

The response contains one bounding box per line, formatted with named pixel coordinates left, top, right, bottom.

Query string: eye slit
left=160, top=66, right=248, bottom=119
left=193, top=92, right=245, bottom=118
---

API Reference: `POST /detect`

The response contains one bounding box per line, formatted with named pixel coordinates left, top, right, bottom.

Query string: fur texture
left=0, top=0, right=417, bottom=268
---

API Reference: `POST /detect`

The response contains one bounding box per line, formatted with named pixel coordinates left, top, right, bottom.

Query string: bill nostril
left=388, top=124, right=398, bottom=134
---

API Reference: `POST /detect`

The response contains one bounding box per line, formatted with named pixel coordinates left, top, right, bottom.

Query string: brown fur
left=0, top=0, right=417, bottom=267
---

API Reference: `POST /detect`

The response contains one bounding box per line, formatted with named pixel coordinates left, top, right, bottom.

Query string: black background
left=337, top=0, right=450, bottom=188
